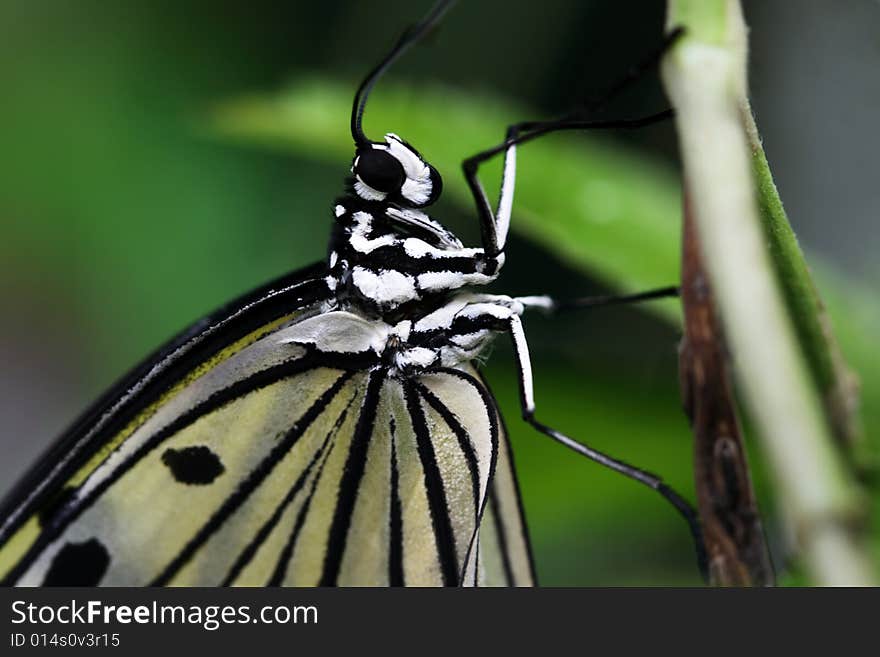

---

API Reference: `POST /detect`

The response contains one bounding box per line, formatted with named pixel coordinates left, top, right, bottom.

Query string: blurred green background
left=1, top=0, right=878, bottom=585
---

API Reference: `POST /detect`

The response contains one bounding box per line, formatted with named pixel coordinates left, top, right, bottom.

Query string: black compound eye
left=355, top=148, right=406, bottom=194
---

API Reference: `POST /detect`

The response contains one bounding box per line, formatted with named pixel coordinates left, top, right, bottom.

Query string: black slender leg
left=516, top=285, right=680, bottom=314
left=506, top=315, right=709, bottom=581
left=462, top=112, right=673, bottom=259
left=523, top=413, right=708, bottom=581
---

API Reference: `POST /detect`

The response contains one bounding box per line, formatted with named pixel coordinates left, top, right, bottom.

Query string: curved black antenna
left=350, top=0, right=456, bottom=146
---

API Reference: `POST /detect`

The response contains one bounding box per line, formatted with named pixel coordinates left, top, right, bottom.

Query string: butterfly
left=0, top=0, right=702, bottom=586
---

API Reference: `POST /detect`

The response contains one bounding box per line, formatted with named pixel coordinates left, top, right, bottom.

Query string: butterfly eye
left=355, top=149, right=406, bottom=194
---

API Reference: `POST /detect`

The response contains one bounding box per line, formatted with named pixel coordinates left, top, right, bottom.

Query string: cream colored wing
left=3, top=359, right=504, bottom=586
left=2, top=289, right=528, bottom=587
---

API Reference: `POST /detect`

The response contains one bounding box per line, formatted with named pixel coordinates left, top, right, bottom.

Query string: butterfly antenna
left=572, top=25, right=685, bottom=120
left=351, top=0, right=457, bottom=147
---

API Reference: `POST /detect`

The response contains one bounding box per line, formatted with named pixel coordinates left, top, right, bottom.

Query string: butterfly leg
left=504, top=313, right=709, bottom=579
left=461, top=111, right=673, bottom=264
left=460, top=126, right=517, bottom=259
left=515, top=286, right=680, bottom=314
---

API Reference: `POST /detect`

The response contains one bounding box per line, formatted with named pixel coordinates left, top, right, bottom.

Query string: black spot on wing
left=42, top=538, right=110, bottom=586
left=161, top=446, right=225, bottom=485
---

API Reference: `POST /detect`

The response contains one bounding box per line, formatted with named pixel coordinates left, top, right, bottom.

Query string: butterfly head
left=348, top=1, right=454, bottom=209
left=351, top=134, right=443, bottom=208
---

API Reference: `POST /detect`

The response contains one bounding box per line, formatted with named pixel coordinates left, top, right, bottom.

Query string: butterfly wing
left=0, top=262, right=333, bottom=584
left=0, top=264, right=534, bottom=587
left=0, top=364, right=499, bottom=586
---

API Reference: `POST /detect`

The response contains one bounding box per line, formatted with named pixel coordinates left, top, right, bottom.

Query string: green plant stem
left=661, top=0, right=874, bottom=584
left=743, top=109, right=864, bottom=453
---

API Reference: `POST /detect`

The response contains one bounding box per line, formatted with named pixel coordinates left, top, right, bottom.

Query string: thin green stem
left=742, top=108, right=864, bottom=452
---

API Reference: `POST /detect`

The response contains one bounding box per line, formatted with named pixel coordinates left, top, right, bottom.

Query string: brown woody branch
left=678, top=192, right=775, bottom=586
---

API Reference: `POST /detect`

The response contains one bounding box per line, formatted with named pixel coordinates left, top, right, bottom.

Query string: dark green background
left=1, top=0, right=878, bottom=585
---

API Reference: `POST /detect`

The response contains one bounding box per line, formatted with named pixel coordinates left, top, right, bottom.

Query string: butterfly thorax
left=326, top=196, right=504, bottom=320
